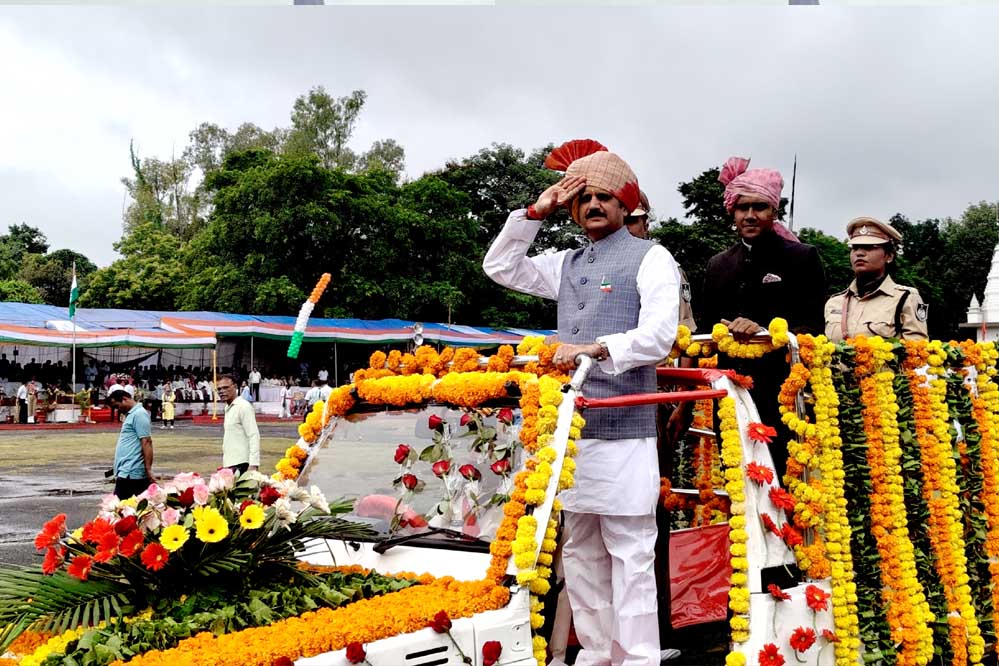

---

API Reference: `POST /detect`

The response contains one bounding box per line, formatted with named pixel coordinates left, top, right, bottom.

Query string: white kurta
left=483, top=209, right=681, bottom=516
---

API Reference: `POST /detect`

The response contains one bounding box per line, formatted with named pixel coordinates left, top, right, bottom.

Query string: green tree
left=0, top=224, right=49, bottom=279
left=80, top=223, right=186, bottom=310
left=18, top=249, right=97, bottom=305
left=0, top=279, right=43, bottom=303
left=796, top=228, right=852, bottom=297
left=356, top=139, right=406, bottom=181
left=285, top=87, right=366, bottom=171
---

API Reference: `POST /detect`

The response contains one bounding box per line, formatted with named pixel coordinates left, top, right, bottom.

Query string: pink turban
left=718, top=156, right=798, bottom=242
left=545, top=139, right=641, bottom=214
left=719, top=156, right=783, bottom=213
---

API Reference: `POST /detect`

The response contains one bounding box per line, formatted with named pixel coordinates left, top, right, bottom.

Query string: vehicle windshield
left=299, top=405, right=522, bottom=548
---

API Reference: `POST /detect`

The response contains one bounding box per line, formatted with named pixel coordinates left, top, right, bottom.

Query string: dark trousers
left=228, top=462, right=249, bottom=476
left=251, top=383, right=260, bottom=401
left=18, top=399, right=28, bottom=424
left=115, top=476, right=151, bottom=500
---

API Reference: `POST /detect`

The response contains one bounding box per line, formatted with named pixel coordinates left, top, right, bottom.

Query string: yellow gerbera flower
left=159, top=525, right=189, bottom=552
left=193, top=506, right=229, bottom=543
left=239, top=504, right=265, bottom=530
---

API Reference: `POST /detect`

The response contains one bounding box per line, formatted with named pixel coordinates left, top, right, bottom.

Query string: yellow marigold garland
left=854, top=335, right=935, bottom=666
left=718, top=396, right=750, bottom=650
left=708, top=317, right=790, bottom=360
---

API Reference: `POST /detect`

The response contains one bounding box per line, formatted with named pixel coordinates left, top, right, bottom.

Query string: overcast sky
left=2, top=6, right=998, bottom=267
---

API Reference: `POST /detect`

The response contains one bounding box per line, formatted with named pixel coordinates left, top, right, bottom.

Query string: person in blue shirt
left=108, top=389, right=155, bottom=500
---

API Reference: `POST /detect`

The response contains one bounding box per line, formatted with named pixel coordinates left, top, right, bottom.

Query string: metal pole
left=250, top=336, right=254, bottom=376
left=334, top=342, right=339, bottom=386
left=212, top=346, right=218, bottom=421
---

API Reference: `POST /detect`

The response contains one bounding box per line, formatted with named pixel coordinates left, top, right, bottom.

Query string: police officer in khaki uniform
left=824, top=216, right=928, bottom=342
left=625, top=191, right=697, bottom=332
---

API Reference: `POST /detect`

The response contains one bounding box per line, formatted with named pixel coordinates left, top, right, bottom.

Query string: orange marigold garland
left=853, top=335, right=934, bottom=666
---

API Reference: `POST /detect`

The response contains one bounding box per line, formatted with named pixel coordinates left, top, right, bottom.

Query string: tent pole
left=250, top=335, right=254, bottom=376
left=212, top=346, right=218, bottom=421
left=334, top=343, right=338, bottom=386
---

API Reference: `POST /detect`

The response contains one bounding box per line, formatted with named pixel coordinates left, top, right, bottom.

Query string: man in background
left=216, top=375, right=260, bottom=476
left=108, top=389, right=154, bottom=500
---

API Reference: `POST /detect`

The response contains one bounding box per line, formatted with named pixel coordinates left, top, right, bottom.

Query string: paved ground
left=0, top=421, right=300, bottom=566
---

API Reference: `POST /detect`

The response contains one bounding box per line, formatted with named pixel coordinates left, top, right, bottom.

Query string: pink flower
left=208, top=468, right=235, bottom=493
left=160, top=507, right=181, bottom=527
left=138, top=483, right=167, bottom=506
left=192, top=483, right=210, bottom=506
left=169, top=472, right=202, bottom=492
left=432, top=460, right=452, bottom=478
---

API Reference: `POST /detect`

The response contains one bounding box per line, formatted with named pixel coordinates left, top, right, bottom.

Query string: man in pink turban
left=484, top=139, right=681, bottom=666
left=702, top=156, right=826, bottom=478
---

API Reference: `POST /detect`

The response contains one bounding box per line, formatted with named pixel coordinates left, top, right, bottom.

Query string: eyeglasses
left=733, top=201, right=772, bottom=213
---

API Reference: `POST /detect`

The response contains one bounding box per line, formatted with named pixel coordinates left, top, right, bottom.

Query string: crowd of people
left=483, top=140, right=928, bottom=665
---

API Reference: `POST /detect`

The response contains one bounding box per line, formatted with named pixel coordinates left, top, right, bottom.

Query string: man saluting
left=484, top=139, right=681, bottom=666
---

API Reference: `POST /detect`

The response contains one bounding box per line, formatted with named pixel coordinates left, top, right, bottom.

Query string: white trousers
left=563, top=511, right=660, bottom=666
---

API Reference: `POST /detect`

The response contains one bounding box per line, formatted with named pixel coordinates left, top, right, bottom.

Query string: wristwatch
left=593, top=341, right=610, bottom=362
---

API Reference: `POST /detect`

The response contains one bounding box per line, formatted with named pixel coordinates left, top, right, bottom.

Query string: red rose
left=459, top=464, right=481, bottom=481
left=272, top=657, right=294, bottom=666
left=490, top=458, right=511, bottom=476
left=429, top=610, right=452, bottom=633
left=497, top=407, right=514, bottom=425
left=482, top=640, right=502, bottom=666
left=114, top=515, right=138, bottom=536
left=394, top=444, right=412, bottom=464
left=259, top=485, right=281, bottom=506
left=177, top=487, right=195, bottom=506
left=345, top=642, right=366, bottom=664
left=401, top=473, right=420, bottom=490
left=428, top=414, right=445, bottom=430
left=460, top=412, right=473, bottom=427
left=432, top=460, right=452, bottom=478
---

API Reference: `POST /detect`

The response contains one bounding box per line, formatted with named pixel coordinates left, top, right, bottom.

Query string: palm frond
left=0, top=566, right=134, bottom=636
left=191, top=550, right=252, bottom=577
left=0, top=614, right=32, bottom=655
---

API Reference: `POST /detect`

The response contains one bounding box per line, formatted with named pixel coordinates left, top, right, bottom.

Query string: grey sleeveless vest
left=557, top=226, right=657, bottom=439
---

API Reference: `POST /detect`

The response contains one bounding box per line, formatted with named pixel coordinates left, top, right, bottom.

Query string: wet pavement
left=0, top=422, right=300, bottom=566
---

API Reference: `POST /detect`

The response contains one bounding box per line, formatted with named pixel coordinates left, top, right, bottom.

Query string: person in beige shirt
left=824, top=216, right=928, bottom=342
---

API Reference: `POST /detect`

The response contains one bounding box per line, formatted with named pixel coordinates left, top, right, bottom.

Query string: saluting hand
left=532, top=175, right=587, bottom=219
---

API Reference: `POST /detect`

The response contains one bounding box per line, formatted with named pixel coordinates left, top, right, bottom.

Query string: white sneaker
left=169, top=425, right=174, bottom=429
left=660, top=649, right=682, bottom=662
left=161, top=425, right=166, bottom=429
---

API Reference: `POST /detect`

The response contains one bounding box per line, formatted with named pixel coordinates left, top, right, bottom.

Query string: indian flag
left=68, top=265, right=79, bottom=318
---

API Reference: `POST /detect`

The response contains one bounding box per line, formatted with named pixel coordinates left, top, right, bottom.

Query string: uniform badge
left=916, top=303, right=928, bottom=322
left=599, top=275, right=612, bottom=293
left=681, top=283, right=691, bottom=302
left=762, top=273, right=782, bottom=284
left=858, top=225, right=870, bottom=236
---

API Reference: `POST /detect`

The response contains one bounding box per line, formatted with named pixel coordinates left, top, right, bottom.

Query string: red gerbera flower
left=769, top=487, right=796, bottom=512
left=821, top=629, right=840, bottom=643
left=94, top=531, right=120, bottom=564
left=781, top=522, right=804, bottom=547
left=80, top=517, right=114, bottom=545
left=119, top=529, right=145, bottom=557
left=345, top=642, right=366, bottom=664
left=805, top=584, right=831, bottom=612
left=761, top=513, right=782, bottom=537
left=66, top=554, right=93, bottom=581
left=747, top=422, right=778, bottom=444
left=758, top=643, right=785, bottom=666
left=768, top=583, right=791, bottom=601
left=34, top=514, right=67, bottom=551
left=429, top=610, right=452, bottom=633
left=140, top=542, right=169, bottom=572
left=746, top=462, right=775, bottom=485
left=42, top=546, right=67, bottom=575
left=789, top=627, right=816, bottom=652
